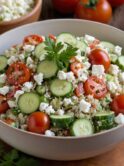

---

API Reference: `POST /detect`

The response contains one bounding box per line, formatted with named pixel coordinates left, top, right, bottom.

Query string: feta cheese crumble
left=115, top=113, right=124, bottom=125
left=14, top=90, right=24, bottom=102
left=92, top=65, right=105, bottom=77
left=34, top=73, right=43, bottom=85
left=45, top=130, right=55, bottom=136
left=23, top=45, right=35, bottom=52
left=57, top=70, right=67, bottom=80
left=66, top=72, right=75, bottom=82
left=109, top=64, right=119, bottom=76
left=22, top=82, right=33, bottom=92
left=0, top=86, right=9, bottom=95
left=7, top=100, right=16, bottom=108
left=114, top=46, right=122, bottom=56
left=79, top=99, right=91, bottom=113
left=84, top=34, right=95, bottom=43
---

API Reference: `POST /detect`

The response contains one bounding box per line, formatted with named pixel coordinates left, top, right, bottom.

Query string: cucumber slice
left=92, top=111, right=115, bottom=132
left=50, top=79, right=72, bottom=97
left=57, top=33, right=77, bottom=46
left=76, top=40, right=88, bottom=52
left=100, top=41, right=115, bottom=53
left=34, top=42, right=47, bottom=60
left=18, top=92, right=40, bottom=114
left=37, top=60, right=58, bottom=79
left=71, top=119, right=94, bottom=137
left=36, top=85, right=46, bottom=95
left=117, top=56, right=124, bottom=70
left=0, top=56, right=7, bottom=71
left=109, top=53, right=118, bottom=63
left=50, top=114, right=74, bottom=128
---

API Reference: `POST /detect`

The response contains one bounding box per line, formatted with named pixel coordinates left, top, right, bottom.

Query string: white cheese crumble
left=92, top=65, right=105, bottom=77
left=7, top=56, right=18, bottom=65
left=79, top=99, right=91, bottom=113
left=7, top=100, right=16, bottom=108
left=77, top=68, right=88, bottom=82
left=83, top=62, right=91, bottom=69
left=56, top=109, right=65, bottom=116
left=0, top=74, right=6, bottom=83
left=45, top=130, right=55, bottom=136
left=39, top=103, right=49, bottom=111
left=107, top=81, right=117, bottom=94
left=85, top=47, right=91, bottom=54
left=0, top=0, right=35, bottom=22
left=66, top=72, right=75, bottom=82
left=57, top=71, right=67, bottom=80
left=109, top=64, right=119, bottom=75
left=0, top=86, right=9, bottom=95
left=22, top=82, right=33, bottom=92
left=115, top=113, right=124, bottom=124
left=84, top=34, right=95, bottom=43
left=39, top=54, right=46, bottom=61
left=14, top=90, right=24, bottom=102
left=63, top=98, right=73, bottom=106
left=114, top=46, right=122, bottom=56
left=45, top=106, right=55, bottom=115
left=34, top=73, right=43, bottom=85
left=18, top=54, right=25, bottom=61
left=23, top=45, right=35, bottom=52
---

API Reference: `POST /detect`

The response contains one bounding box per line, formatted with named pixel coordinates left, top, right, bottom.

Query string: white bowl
left=0, top=19, right=124, bottom=161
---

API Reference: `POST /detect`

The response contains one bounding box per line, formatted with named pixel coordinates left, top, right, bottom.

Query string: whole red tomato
left=52, top=0, right=79, bottom=14
left=75, top=0, right=112, bottom=23
left=108, top=0, right=124, bottom=7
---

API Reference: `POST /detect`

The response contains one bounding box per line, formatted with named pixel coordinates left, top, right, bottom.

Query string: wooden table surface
left=0, top=0, right=124, bottom=165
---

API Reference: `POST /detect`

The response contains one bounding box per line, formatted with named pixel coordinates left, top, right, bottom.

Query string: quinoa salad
left=0, top=33, right=124, bottom=137
left=0, top=0, right=35, bottom=22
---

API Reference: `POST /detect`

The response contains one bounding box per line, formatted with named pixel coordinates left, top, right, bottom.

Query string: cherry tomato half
left=111, top=94, right=124, bottom=114
left=49, top=34, right=56, bottom=42
left=70, top=61, right=83, bottom=76
left=27, top=112, right=50, bottom=134
left=23, top=34, right=43, bottom=45
left=84, top=76, right=107, bottom=99
left=52, top=0, right=79, bottom=14
left=75, top=0, right=112, bottom=23
left=0, top=95, right=9, bottom=114
left=89, top=48, right=110, bottom=71
left=75, top=82, right=84, bottom=97
left=6, top=62, right=31, bottom=85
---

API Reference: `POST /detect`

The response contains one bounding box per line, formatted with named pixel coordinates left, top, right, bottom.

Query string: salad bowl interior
left=0, top=19, right=124, bottom=160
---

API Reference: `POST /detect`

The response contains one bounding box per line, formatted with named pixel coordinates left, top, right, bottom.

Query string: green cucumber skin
left=0, top=56, right=8, bottom=71
left=18, top=92, right=40, bottom=114
left=36, top=85, right=46, bottom=95
left=50, top=79, right=72, bottom=97
left=50, top=115, right=74, bottom=129
left=70, top=119, right=94, bottom=137
left=92, top=112, right=115, bottom=132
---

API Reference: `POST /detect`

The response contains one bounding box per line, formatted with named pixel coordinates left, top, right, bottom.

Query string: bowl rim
left=0, top=18, right=124, bottom=140
left=0, top=0, right=42, bottom=26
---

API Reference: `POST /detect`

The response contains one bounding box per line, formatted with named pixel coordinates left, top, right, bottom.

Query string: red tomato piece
left=49, top=34, right=56, bottom=42
left=0, top=95, right=9, bottom=114
left=108, top=0, right=124, bottom=7
left=27, top=112, right=50, bottom=134
left=89, top=48, right=110, bottom=71
left=23, top=34, right=43, bottom=45
left=75, top=0, right=112, bottom=23
left=70, top=61, right=83, bottom=76
left=84, top=76, right=107, bottom=99
left=111, top=94, right=124, bottom=114
left=6, top=62, right=31, bottom=85
left=89, top=39, right=100, bottom=49
left=75, top=82, right=84, bottom=97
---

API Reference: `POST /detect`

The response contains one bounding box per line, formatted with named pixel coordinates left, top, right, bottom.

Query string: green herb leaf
left=45, top=37, right=78, bottom=69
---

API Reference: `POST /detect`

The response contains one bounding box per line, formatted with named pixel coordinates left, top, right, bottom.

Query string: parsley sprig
left=44, top=37, right=78, bottom=69
left=0, top=142, right=40, bottom=166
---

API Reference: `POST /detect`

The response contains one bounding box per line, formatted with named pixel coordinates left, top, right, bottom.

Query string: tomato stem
left=80, top=0, right=98, bottom=9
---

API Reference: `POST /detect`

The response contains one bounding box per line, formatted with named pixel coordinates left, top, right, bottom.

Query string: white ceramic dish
left=0, top=19, right=124, bottom=161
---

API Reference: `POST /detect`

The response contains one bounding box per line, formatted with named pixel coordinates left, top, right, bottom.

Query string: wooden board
left=0, top=0, right=124, bottom=165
